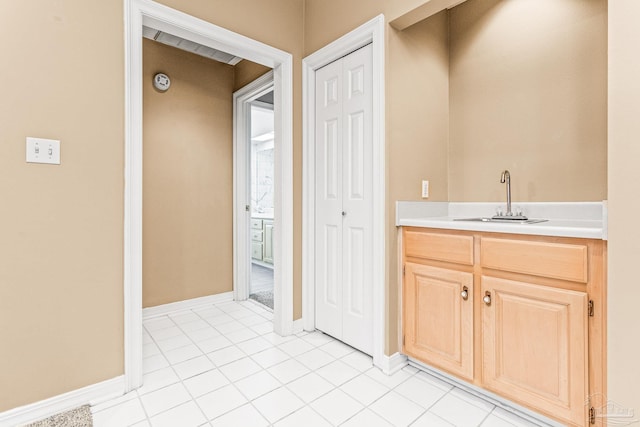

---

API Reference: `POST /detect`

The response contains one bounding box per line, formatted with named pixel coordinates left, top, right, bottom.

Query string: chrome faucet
left=492, top=169, right=528, bottom=220
left=501, top=170, right=512, bottom=216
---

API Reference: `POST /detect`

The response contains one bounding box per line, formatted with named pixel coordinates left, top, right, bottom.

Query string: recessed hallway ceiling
left=142, top=25, right=243, bottom=65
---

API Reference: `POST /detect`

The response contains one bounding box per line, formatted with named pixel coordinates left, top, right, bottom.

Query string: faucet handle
left=496, top=207, right=503, bottom=216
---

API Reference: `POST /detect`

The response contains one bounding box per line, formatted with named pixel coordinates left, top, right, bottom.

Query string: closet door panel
left=341, top=44, right=373, bottom=355
left=315, top=59, right=344, bottom=339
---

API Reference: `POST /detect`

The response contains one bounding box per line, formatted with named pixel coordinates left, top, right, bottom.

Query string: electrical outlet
left=421, top=180, right=429, bottom=198
left=26, top=137, right=60, bottom=165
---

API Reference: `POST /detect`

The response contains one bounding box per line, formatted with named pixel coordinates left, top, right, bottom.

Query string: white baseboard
left=143, top=292, right=234, bottom=319
left=0, top=376, right=124, bottom=427
left=378, top=352, right=408, bottom=375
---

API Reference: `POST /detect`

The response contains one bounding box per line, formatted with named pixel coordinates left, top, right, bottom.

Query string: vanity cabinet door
left=404, top=262, right=474, bottom=380
left=263, top=220, right=274, bottom=264
left=251, top=242, right=263, bottom=261
left=481, top=276, right=588, bottom=427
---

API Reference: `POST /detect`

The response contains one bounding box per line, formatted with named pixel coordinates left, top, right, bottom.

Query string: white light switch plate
left=26, top=137, right=60, bottom=165
left=421, top=180, right=429, bottom=198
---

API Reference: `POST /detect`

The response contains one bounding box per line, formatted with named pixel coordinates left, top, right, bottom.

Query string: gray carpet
left=249, top=289, right=274, bottom=310
left=24, top=405, right=92, bottom=427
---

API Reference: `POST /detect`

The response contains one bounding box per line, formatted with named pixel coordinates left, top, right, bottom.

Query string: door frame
left=233, top=72, right=275, bottom=302
left=302, top=15, right=386, bottom=367
left=124, top=0, right=294, bottom=391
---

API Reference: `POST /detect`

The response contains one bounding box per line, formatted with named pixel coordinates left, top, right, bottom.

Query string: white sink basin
left=453, top=217, right=548, bottom=224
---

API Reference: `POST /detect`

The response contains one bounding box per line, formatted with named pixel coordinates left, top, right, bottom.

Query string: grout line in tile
left=129, top=300, right=535, bottom=427
left=476, top=407, right=497, bottom=427
left=143, top=310, right=214, bottom=425
left=134, top=390, right=152, bottom=426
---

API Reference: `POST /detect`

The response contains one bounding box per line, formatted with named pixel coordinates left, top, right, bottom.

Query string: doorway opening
left=248, top=97, right=275, bottom=310
left=233, top=72, right=276, bottom=312
left=125, top=0, right=294, bottom=391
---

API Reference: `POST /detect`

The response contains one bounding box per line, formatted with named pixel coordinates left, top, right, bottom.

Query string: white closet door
left=340, top=45, right=373, bottom=355
left=315, top=57, right=344, bottom=340
left=315, top=44, right=373, bottom=355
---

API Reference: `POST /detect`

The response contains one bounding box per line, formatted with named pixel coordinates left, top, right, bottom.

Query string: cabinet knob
left=483, top=291, right=492, bottom=306
left=342, top=211, right=347, bottom=216
left=461, top=287, right=469, bottom=301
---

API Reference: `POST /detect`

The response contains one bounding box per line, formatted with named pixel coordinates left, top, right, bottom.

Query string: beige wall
left=388, top=11, right=450, bottom=204
left=0, top=0, right=302, bottom=413
left=449, top=0, right=607, bottom=202
left=304, top=0, right=444, bottom=55
left=387, top=11, right=450, bottom=352
left=233, top=60, right=271, bottom=92
left=608, top=0, right=640, bottom=418
left=0, top=2, right=124, bottom=412
left=142, top=40, right=235, bottom=307
left=143, top=41, right=272, bottom=308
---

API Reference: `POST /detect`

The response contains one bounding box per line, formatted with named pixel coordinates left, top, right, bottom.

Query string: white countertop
left=251, top=213, right=274, bottom=220
left=396, top=201, right=607, bottom=240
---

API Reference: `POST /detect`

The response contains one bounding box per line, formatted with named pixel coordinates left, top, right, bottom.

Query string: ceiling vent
left=142, top=26, right=243, bottom=66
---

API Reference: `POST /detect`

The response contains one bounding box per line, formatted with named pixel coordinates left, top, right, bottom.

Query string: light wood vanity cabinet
left=402, top=227, right=606, bottom=427
left=403, top=231, right=475, bottom=380
left=481, top=276, right=588, bottom=425
left=404, top=263, right=474, bottom=380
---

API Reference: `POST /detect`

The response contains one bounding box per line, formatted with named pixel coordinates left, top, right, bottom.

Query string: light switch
left=421, top=180, right=429, bottom=198
left=26, top=137, right=60, bottom=165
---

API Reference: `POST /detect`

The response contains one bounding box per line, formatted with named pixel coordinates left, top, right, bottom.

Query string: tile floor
left=250, top=263, right=274, bottom=294
left=91, top=300, right=544, bottom=427
left=249, top=264, right=274, bottom=310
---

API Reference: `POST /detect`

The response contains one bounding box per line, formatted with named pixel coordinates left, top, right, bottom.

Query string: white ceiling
left=251, top=104, right=274, bottom=142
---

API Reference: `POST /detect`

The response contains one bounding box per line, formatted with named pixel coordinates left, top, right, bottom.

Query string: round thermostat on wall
left=153, top=73, right=171, bottom=92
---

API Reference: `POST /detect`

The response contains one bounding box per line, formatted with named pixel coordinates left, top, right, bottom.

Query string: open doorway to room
left=140, top=27, right=277, bottom=313
left=232, top=72, right=277, bottom=311
left=125, top=0, right=294, bottom=391
left=248, top=96, right=275, bottom=310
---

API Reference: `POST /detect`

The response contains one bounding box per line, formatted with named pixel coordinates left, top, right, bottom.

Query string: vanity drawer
left=480, top=237, right=588, bottom=283
left=251, top=242, right=263, bottom=260
left=251, top=230, right=263, bottom=242
left=251, top=219, right=263, bottom=230
left=404, top=229, right=474, bottom=266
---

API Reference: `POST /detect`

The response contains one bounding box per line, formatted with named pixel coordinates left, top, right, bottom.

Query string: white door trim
left=124, top=0, right=294, bottom=392
left=302, top=15, right=386, bottom=367
left=233, top=71, right=274, bottom=302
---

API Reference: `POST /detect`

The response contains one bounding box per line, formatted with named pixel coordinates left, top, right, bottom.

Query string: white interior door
left=315, top=44, right=373, bottom=355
